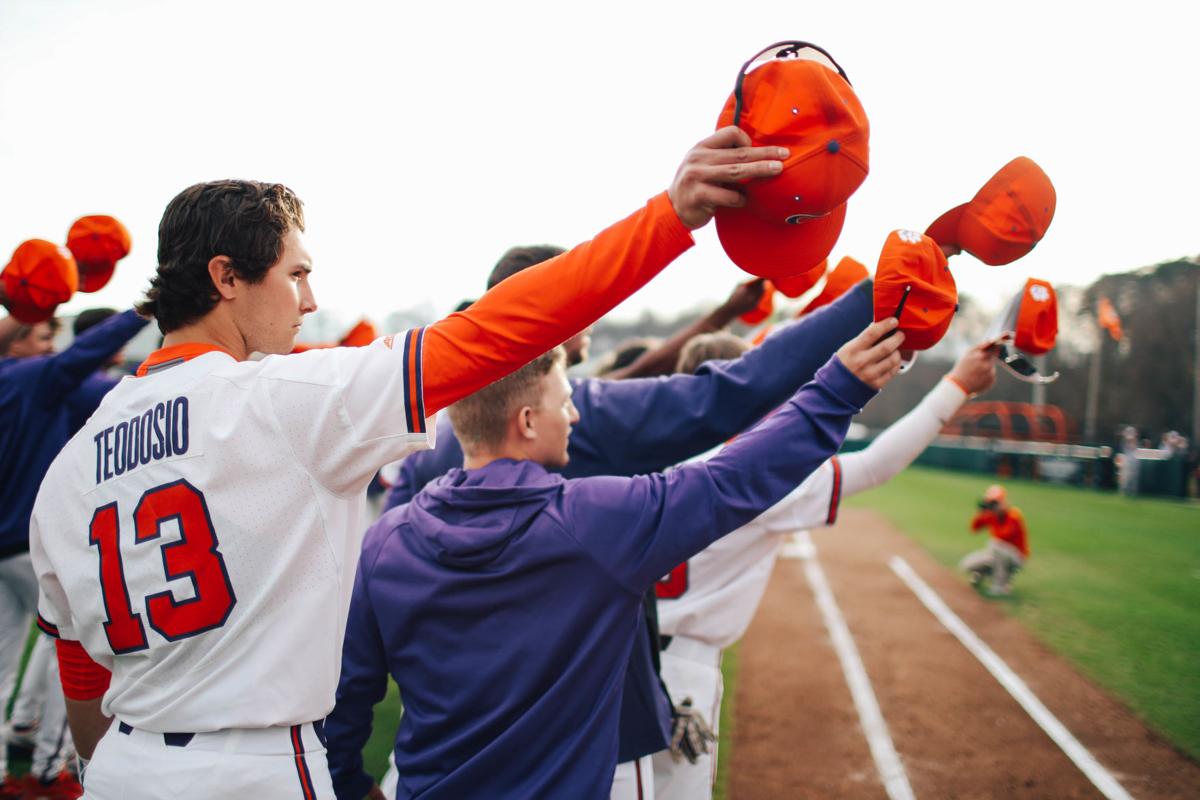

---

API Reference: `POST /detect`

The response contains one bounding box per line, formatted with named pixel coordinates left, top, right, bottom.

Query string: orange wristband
left=945, top=375, right=971, bottom=396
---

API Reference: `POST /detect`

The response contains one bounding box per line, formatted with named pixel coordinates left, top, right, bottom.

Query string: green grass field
left=844, top=466, right=1200, bottom=760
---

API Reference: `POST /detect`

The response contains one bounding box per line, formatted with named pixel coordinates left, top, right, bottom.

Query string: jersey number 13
left=90, top=480, right=236, bottom=654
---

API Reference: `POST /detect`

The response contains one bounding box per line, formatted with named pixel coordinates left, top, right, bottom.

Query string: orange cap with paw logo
left=1014, top=278, right=1058, bottom=356
left=715, top=41, right=869, bottom=280
left=873, top=230, right=957, bottom=350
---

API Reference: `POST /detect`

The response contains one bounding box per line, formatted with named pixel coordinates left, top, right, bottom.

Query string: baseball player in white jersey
left=27, top=131, right=787, bottom=800
left=652, top=341, right=998, bottom=800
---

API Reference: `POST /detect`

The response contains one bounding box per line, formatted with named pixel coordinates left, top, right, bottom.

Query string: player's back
left=343, top=459, right=649, bottom=799
left=31, top=338, right=430, bottom=733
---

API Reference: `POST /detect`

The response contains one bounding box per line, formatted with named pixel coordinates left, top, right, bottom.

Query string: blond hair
left=449, top=347, right=566, bottom=453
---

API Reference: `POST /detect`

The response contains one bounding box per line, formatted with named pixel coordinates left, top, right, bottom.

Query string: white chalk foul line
left=797, top=531, right=916, bottom=800
left=888, top=555, right=1134, bottom=800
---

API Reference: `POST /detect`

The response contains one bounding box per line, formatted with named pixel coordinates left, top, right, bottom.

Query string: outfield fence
left=842, top=435, right=1195, bottom=498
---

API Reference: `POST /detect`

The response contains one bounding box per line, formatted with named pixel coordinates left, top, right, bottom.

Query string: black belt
left=116, top=719, right=326, bottom=749
left=117, top=721, right=194, bottom=747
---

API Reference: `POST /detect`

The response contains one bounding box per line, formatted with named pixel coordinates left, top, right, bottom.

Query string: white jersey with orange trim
left=29, top=333, right=432, bottom=733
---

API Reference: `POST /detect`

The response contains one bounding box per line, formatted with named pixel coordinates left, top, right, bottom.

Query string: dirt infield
left=729, top=508, right=1200, bottom=799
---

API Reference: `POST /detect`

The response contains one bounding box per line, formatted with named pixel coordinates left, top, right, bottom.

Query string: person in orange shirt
left=960, top=484, right=1029, bottom=596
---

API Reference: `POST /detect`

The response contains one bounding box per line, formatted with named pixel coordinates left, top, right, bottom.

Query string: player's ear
left=209, top=256, right=238, bottom=300
left=517, top=405, right=537, bottom=441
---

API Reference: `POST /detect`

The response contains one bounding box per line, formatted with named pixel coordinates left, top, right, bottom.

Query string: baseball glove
left=669, top=697, right=716, bottom=764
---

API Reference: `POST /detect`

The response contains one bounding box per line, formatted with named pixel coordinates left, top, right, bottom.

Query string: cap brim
left=78, top=261, right=116, bottom=293
left=716, top=204, right=846, bottom=280
left=925, top=203, right=966, bottom=251
left=5, top=299, right=57, bottom=324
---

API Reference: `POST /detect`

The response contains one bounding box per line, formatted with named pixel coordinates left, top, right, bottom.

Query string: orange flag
left=1097, top=297, right=1123, bottom=341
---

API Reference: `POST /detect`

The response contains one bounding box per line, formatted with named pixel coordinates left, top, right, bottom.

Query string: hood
left=410, top=459, right=563, bottom=568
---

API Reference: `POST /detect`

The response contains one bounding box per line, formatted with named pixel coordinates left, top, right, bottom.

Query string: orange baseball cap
left=983, top=484, right=1007, bottom=504
left=714, top=42, right=869, bottom=280
left=926, top=157, right=1056, bottom=266
left=873, top=230, right=957, bottom=351
left=293, top=318, right=380, bottom=353
left=339, top=318, right=378, bottom=348
left=1014, top=278, right=1057, bottom=356
left=770, top=259, right=826, bottom=298
left=798, top=255, right=870, bottom=316
left=3, top=239, right=79, bottom=324
left=739, top=281, right=776, bottom=325
left=67, top=215, right=132, bottom=293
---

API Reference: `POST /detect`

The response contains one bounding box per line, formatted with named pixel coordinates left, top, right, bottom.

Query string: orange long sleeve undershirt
left=56, top=638, right=111, bottom=701
left=420, top=192, right=693, bottom=415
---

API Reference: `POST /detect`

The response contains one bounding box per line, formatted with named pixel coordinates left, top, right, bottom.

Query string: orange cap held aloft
left=3, top=239, right=79, bottom=324
left=67, top=215, right=132, bottom=293
left=798, top=255, right=869, bottom=316
left=873, top=230, right=957, bottom=351
left=1014, top=278, right=1057, bottom=356
left=339, top=319, right=379, bottom=348
left=714, top=42, right=869, bottom=280
left=739, top=281, right=776, bottom=325
left=926, top=157, right=1056, bottom=266
left=770, top=259, right=826, bottom=298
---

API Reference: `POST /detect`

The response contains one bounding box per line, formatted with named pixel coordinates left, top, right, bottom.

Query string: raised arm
left=565, top=279, right=873, bottom=477
left=38, top=309, right=148, bottom=401
left=603, top=279, right=767, bottom=380
left=420, top=128, right=788, bottom=415
left=570, top=319, right=903, bottom=592
left=840, top=341, right=997, bottom=496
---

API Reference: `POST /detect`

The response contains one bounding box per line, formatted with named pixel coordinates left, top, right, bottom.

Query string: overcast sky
left=2, top=0, right=1197, bottom=330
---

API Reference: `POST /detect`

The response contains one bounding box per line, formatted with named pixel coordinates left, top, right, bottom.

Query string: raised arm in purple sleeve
left=38, top=309, right=148, bottom=402
left=565, top=356, right=877, bottom=592
left=383, top=280, right=873, bottom=508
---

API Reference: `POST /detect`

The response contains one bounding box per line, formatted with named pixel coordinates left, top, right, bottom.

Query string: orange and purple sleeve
left=420, top=192, right=693, bottom=414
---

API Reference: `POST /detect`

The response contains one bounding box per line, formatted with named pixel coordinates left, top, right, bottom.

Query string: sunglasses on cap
left=990, top=334, right=1059, bottom=384
left=732, top=40, right=850, bottom=127
left=883, top=285, right=918, bottom=372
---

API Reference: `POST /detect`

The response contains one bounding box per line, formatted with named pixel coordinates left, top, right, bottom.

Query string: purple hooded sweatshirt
left=326, top=357, right=875, bottom=799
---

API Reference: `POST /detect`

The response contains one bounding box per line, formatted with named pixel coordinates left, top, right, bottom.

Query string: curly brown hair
left=137, top=180, right=305, bottom=333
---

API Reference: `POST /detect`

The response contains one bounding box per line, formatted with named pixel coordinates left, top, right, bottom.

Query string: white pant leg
left=652, top=643, right=723, bottom=800
left=381, top=750, right=399, bottom=800
left=82, top=723, right=335, bottom=800
left=30, top=653, right=73, bottom=782
left=0, top=553, right=39, bottom=774
left=11, top=632, right=55, bottom=727
left=610, top=755, right=655, bottom=800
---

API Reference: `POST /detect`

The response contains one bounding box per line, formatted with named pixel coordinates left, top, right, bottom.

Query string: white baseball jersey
left=657, top=378, right=967, bottom=648
left=29, top=333, right=433, bottom=733
left=656, top=459, right=839, bottom=649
